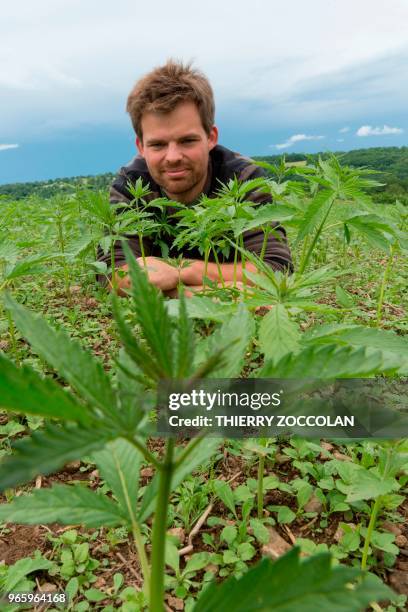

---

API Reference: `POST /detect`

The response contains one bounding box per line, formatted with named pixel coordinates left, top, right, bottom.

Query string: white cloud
left=339, top=126, right=350, bottom=133
left=274, top=133, right=324, bottom=150
left=0, top=144, right=19, bottom=151
left=356, top=124, right=403, bottom=136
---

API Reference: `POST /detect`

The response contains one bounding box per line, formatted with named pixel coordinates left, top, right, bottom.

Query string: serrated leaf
left=258, top=304, right=301, bottom=363
left=0, top=484, right=125, bottom=528
left=92, top=438, right=141, bottom=524
left=4, top=294, right=116, bottom=417
left=346, top=470, right=398, bottom=503
left=196, top=303, right=255, bottom=377
left=175, top=287, right=195, bottom=378
left=123, top=242, right=174, bottom=377
left=259, top=344, right=392, bottom=378
left=0, top=422, right=115, bottom=491
left=296, top=191, right=335, bottom=241
left=166, top=295, right=237, bottom=323
left=0, top=353, right=90, bottom=424
left=193, top=547, right=392, bottom=612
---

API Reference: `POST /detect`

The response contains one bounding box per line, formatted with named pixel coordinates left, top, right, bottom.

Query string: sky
left=1, top=0, right=408, bottom=184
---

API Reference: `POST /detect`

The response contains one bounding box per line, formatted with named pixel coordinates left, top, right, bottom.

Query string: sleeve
left=238, top=163, right=294, bottom=272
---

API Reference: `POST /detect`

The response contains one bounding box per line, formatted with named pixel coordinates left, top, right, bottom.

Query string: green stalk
left=257, top=454, right=265, bottom=519
left=149, top=438, right=175, bottom=612
left=298, top=197, right=335, bottom=274
left=203, top=245, right=210, bottom=290
left=260, top=228, right=269, bottom=262
left=138, top=234, right=147, bottom=267
left=110, top=234, right=117, bottom=292
left=211, top=246, right=225, bottom=289
left=376, top=245, right=394, bottom=327
left=56, top=217, right=72, bottom=304
left=361, top=497, right=382, bottom=570
left=240, top=235, right=247, bottom=298
left=233, top=244, right=238, bottom=289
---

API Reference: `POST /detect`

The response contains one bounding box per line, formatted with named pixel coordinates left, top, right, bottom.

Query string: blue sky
left=1, top=0, right=407, bottom=184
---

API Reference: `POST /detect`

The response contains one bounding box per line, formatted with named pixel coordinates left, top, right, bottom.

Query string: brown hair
left=126, top=59, right=215, bottom=140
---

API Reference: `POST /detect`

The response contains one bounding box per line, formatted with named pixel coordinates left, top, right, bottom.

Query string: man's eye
left=151, top=144, right=164, bottom=149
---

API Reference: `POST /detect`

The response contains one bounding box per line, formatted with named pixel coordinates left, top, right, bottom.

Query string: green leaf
left=1, top=553, right=52, bottom=593
left=259, top=344, right=393, bottom=378
left=250, top=519, right=270, bottom=545
left=4, top=294, right=116, bottom=418
left=184, top=552, right=210, bottom=575
left=0, top=484, right=126, bottom=527
left=296, top=191, right=335, bottom=241
left=92, top=438, right=141, bottom=524
left=84, top=588, right=106, bottom=602
left=193, top=546, right=393, bottom=612
left=196, top=303, right=255, bottom=377
left=123, top=241, right=175, bottom=377
left=166, top=296, right=237, bottom=323
left=346, top=470, right=398, bottom=503
left=0, top=422, right=115, bottom=491
left=0, top=353, right=90, bottom=424
left=347, top=214, right=395, bottom=252
left=258, top=304, right=301, bottom=363
left=221, top=525, right=237, bottom=546
left=335, top=286, right=355, bottom=308
left=214, top=480, right=237, bottom=517
left=237, top=542, right=256, bottom=561
left=175, top=287, right=195, bottom=378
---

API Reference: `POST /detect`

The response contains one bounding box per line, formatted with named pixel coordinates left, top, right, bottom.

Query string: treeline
left=253, top=146, right=408, bottom=204
left=0, top=173, right=115, bottom=200
left=1, top=146, right=407, bottom=203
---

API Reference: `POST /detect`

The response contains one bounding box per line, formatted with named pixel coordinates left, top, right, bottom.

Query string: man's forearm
left=180, top=260, right=257, bottom=286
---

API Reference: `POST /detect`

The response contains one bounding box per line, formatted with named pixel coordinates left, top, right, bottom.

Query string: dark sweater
left=100, top=144, right=293, bottom=272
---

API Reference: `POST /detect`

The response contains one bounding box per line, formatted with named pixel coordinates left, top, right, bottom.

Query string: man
left=104, top=59, right=292, bottom=295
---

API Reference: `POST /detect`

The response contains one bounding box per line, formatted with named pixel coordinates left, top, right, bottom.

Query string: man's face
left=136, top=101, right=218, bottom=204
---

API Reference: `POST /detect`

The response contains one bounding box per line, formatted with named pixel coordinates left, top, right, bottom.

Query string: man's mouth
left=165, top=168, right=189, bottom=177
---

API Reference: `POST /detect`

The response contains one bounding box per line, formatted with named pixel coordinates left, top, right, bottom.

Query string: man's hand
left=136, top=256, right=180, bottom=291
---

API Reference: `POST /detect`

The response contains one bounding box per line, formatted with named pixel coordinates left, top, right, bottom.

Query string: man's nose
left=165, top=143, right=183, bottom=163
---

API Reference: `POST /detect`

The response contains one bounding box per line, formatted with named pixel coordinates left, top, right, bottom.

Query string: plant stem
left=376, top=245, right=394, bottom=327
left=233, top=244, right=238, bottom=289
left=240, top=235, right=247, bottom=298
left=361, top=497, right=382, bottom=570
left=203, top=245, right=209, bottom=290
left=126, top=436, right=161, bottom=471
left=257, top=454, right=265, bottom=519
left=149, top=438, right=174, bottom=612
left=138, top=234, right=147, bottom=267
left=110, top=236, right=117, bottom=292
left=211, top=246, right=225, bottom=289
left=260, top=228, right=269, bottom=262
left=298, top=197, right=335, bottom=274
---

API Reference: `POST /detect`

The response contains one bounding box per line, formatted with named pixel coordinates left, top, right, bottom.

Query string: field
left=0, top=155, right=407, bottom=611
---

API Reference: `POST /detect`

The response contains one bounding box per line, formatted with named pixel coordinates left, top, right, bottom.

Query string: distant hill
left=1, top=146, right=407, bottom=203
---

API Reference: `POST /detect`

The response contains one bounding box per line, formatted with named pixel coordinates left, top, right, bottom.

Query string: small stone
left=85, top=298, right=98, bottom=308
left=39, top=583, right=57, bottom=593
left=275, top=453, right=291, bottom=465
left=304, top=494, right=323, bottom=514
left=261, top=527, right=291, bottom=559
left=69, top=285, right=81, bottom=294
left=166, top=595, right=184, bottom=610
left=167, top=527, right=185, bottom=544
left=389, top=570, right=408, bottom=595
left=65, top=460, right=81, bottom=472
left=205, top=563, right=218, bottom=574
left=141, top=467, right=154, bottom=479
left=381, top=521, right=402, bottom=536
left=94, top=577, right=106, bottom=588
left=333, top=451, right=352, bottom=462
left=0, top=340, right=9, bottom=351
left=396, top=535, right=408, bottom=548
left=90, top=469, right=99, bottom=479
left=320, top=442, right=334, bottom=452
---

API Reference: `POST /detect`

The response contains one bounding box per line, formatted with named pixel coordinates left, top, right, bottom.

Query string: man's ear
left=208, top=125, right=218, bottom=151
left=136, top=136, right=144, bottom=157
